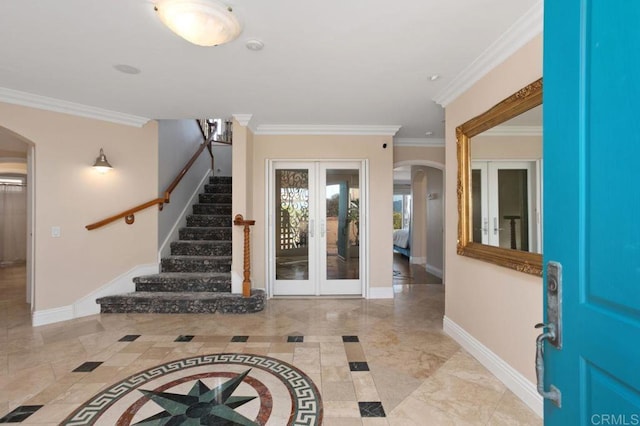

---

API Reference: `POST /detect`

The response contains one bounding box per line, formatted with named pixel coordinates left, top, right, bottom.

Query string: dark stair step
left=204, top=184, right=232, bottom=194
left=193, top=204, right=232, bottom=215
left=171, top=241, right=232, bottom=256
left=134, top=272, right=231, bottom=292
left=186, top=214, right=231, bottom=228
left=179, top=227, right=231, bottom=241
left=210, top=176, right=232, bottom=185
left=161, top=256, right=231, bottom=273
left=96, top=290, right=265, bottom=314
left=199, top=193, right=232, bottom=204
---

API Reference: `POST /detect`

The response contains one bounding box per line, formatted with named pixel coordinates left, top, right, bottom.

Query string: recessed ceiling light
left=425, top=131, right=433, bottom=136
left=428, top=74, right=440, bottom=81
left=246, top=39, right=264, bottom=51
left=114, top=64, right=141, bottom=75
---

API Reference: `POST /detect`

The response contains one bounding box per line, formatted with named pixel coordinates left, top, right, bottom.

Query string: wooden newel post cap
left=234, top=214, right=256, bottom=226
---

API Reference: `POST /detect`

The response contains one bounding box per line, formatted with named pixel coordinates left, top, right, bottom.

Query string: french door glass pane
left=325, top=169, right=359, bottom=280
left=275, top=169, right=309, bottom=280
left=497, top=169, right=529, bottom=251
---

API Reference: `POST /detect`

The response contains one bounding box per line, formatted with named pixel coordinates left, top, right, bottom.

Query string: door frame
left=266, top=159, right=369, bottom=298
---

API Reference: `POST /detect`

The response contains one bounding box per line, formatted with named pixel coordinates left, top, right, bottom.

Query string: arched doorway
left=0, top=126, right=35, bottom=308
left=393, top=160, right=445, bottom=284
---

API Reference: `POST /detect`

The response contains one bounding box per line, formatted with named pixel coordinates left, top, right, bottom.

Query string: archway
left=0, top=126, right=35, bottom=307
left=393, top=159, right=445, bottom=283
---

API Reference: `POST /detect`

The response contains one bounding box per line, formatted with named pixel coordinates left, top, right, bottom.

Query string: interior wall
left=0, top=101, right=158, bottom=311
left=394, top=146, right=445, bottom=165
left=444, top=34, right=543, bottom=383
left=426, top=167, right=444, bottom=276
left=251, top=134, right=394, bottom=294
left=473, top=134, right=542, bottom=159
left=157, top=119, right=209, bottom=247
left=410, top=166, right=427, bottom=263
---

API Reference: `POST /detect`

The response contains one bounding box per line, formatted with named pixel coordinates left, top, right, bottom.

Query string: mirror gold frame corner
left=456, top=78, right=543, bottom=276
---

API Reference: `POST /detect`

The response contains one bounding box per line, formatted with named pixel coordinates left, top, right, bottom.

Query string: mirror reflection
left=456, top=78, right=542, bottom=276
left=470, top=105, right=542, bottom=253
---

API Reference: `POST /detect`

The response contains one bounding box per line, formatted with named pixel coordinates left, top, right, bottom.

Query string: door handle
left=309, top=219, right=314, bottom=238
left=535, top=323, right=562, bottom=407
left=493, top=217, right=504, bottom=235
left=533, top=261, right=564, bottom=407
left=320, top=221, right=326, bottom=238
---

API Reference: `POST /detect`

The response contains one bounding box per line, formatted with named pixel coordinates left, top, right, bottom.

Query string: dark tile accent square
left=349, top=361, right=370, bottom=371
left=72, top=361, right=103, bottom=372
left=287, top=335, right=304, bottom=343
left=119, top=335, right=140, bottom=342
left=342, top=335, right=360, bottom=342
left=359, top=401, right=386, bottom=417
left=175, top=335, right=194, bottom=342
left=0, top=405, right=43, bottom=423
left=231, top=336, right=249, bottom=342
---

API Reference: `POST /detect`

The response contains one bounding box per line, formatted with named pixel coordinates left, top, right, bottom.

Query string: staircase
left=96, top=176, right=265, bottom=314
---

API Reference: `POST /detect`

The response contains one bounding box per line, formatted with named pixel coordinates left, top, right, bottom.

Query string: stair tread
left=136, top=272, right=230, bottom=279
left=172, top=240, right=231, bottom=245
left=99, top=290, right=263, bottom=300
left=164, top=255, right=231, bottom=260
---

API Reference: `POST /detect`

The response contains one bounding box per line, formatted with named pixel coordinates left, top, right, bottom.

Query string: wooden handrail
left=86, top=133, right=214, bottom=231
left=233, top=214, right=256, bottom=297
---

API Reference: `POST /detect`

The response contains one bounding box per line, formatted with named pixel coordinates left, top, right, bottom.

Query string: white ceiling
left=0, top=0, right=540, bottom=139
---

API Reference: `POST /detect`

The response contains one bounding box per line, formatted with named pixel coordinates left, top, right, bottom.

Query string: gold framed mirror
left=456, top=78, right=543, bottom=276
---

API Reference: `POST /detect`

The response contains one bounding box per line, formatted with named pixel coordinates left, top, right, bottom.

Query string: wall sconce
left=92, top=148, right=113, bottom=173
left=154, top=0, right=242, bottom=47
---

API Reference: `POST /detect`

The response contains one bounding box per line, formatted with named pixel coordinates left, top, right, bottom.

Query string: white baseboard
left=32, top=263, right=159, bottom=327
left=426, top=263, right=443, bottom=278
left=410, top=256, right=426, bottom=264
left=158, top=169, right=212, bottom=260
left=368, top=286, right=394, bottom=299
left=443, top=316, right=543, bottom=417
left=32, top=305, right=74, bottom=327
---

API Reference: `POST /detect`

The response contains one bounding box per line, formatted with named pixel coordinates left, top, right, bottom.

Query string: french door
left=269, top=161, right=364, bottom=296
left=472, top=160, right=541, bottom=253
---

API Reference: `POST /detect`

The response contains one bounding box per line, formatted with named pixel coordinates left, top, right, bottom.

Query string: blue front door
left=543, top=1, right=640, bottom=424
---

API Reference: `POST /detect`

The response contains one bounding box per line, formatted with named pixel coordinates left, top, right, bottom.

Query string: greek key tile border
left=62, top=353, right=323, bottom=426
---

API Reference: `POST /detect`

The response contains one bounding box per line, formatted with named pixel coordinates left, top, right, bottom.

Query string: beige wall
left=472, top=135, right=541, bottom=159
left=0, top=102, right=158, bottom=311
left=251, top=134, right=394, bottom=293
left=394, top=146, right=445, bottom=166
left=444, top=34, right=543, bottom=383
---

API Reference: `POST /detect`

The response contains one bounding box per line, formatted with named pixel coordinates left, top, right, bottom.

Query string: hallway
left=0, top=265, right=539, bottom=425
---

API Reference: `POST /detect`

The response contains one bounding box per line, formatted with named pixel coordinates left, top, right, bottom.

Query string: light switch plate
left=51, top=226, right=61, bottom=238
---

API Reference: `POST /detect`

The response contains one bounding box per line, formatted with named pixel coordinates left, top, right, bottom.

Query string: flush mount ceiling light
left=154, top=0, right=242, bottom=47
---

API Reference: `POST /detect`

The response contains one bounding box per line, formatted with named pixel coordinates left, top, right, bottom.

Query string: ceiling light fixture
left=428, top=74, right=440, bottom=81
left=245, top=39, right=264, bottom=51
left=154, top=0, right=242, bottom=47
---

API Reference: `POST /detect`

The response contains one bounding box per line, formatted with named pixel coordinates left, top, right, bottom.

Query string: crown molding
left=433, top=1, right=543, bottom=107
left=254, top=124, right=402, bottom=136
left=394, top=138, right=445, bottom=147
left=232, top=114, right=253, bottom=127
left=0, top=87, right=151, bottom=127
left=481, top=125, right=542, bottom=137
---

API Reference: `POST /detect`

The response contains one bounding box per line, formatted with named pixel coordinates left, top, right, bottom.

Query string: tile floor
left=0, top=265, right=541, bottom=425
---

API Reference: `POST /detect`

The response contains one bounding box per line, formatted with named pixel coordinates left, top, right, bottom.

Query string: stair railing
left=86, top=120, right=216, bottom=230
left=233, top=214, right=255, bottom=297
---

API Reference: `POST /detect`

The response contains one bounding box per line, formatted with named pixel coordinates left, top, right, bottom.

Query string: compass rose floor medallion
left=62, top=354, right=323, bottom=425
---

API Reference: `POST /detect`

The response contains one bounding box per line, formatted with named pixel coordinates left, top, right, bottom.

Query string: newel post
left=233, top=214, right=256, bottom=297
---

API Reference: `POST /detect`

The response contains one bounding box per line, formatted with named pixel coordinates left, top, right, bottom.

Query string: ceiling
left=0, top=0, right=540, bottom=139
